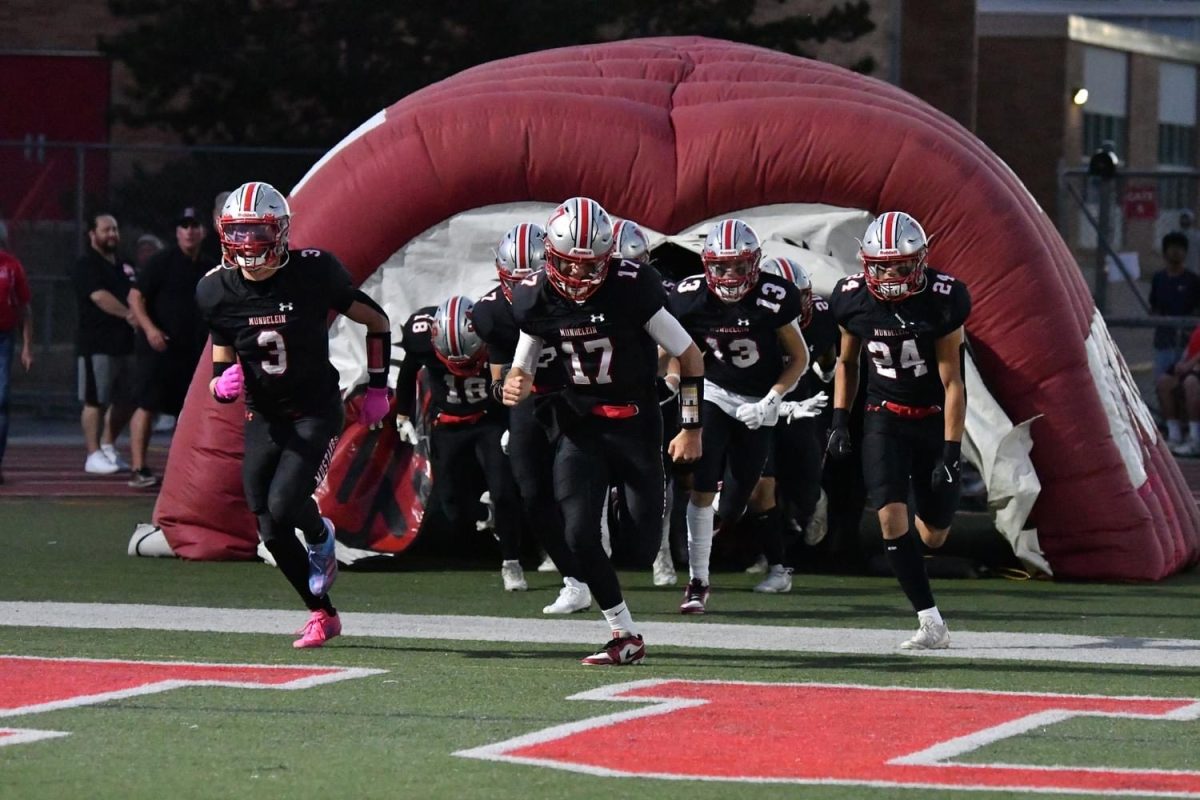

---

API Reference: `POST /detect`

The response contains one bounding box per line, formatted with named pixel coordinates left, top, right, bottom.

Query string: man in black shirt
left=197, top=181, right=391, bottom=649
left=828, top=211, right=971, bottom=650
left=71, top=213, right=137, bottom=475
left=1149, top=231, right=1200, bottom=381
left=127, top=207, right=217, bottom=487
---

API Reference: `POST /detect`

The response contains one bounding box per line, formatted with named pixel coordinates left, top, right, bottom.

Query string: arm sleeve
left=512, top=332, right=544, bottom=374
left=643, top=307, right=694, bottom=357
left=394, top=357, right=420, bottom=417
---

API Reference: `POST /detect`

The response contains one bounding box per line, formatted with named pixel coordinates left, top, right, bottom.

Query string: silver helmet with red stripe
left=218, top=182, right=290, bottom=272
left=431, top=295, right=486, bottom=377
left=544, top=197, right=615, bottom=303
left=612, top=218, right=652, bottom=265
left=760, top=256, right=814, bottom=327
left=860, top=211, right=928, bottom=302
left=701, top=218, right=762, bottom=303
left=495, top=222, right=546, bottom=302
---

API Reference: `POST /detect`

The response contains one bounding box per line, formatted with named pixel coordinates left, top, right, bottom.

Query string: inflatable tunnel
left=154, top=36, right=1199, bottom=579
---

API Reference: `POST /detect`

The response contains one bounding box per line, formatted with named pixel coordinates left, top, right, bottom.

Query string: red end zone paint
left=457, top=680, right=1200, bottom=796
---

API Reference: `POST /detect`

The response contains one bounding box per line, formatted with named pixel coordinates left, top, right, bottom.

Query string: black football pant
left=554, top=410, right=664, bottom=610
left=862, top=411, right=958, bottom=529
left=695, top=401, right=771, bottom=524
left=508, top=399, right=580, bottom=578
left=429, top=417, right=521, bottom=560
left=243, top=405, right=342, bottom=612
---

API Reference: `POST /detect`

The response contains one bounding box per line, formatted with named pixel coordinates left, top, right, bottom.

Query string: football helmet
left=543, top=197, right=615, bottom=303
left=760, top=256, right=814, bottom=327
left=612, top=218, right=652, bottom=265
left=431, top=295, right=486, bottom=377
left=860, top=211, right=928, bottom=301
left=701, top=218, right=761, bottom=303
left=495, top=223, right=546, bottom=302
left=218, top=182, right=291, bottom=272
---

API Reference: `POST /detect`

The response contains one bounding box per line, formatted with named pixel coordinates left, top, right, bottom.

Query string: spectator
left=1149, top=231, right=1200, bottom=382
left=71, top=213, right=137, bottom=475
left=134, top=233, right=165, bottom=271
left=1156, top=324, right=1200, bottom=456
left=0, top=227, right=34, bottom=485
left=127, top=207, right=217, bottom=487
left=1179, top=210, right=1200, bottom=274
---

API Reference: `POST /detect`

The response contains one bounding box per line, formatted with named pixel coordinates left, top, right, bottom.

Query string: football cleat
left=306, top=518, right=339, bottom=596
left=542, top=578, right=592, bottom=614
left=536, top=552, right=559, bottom=573
left=293, top=609, right=341, bottom=649
left=804, top=489, right=829, bottom=546
left=753, top=565, right=793, bottom=594
left=581, top=633, right=645, bottom=666
left=679, top=579, right=710, bottom=614
left=501, top=560, right=527, bottom=591
left=744, top=554, right=768, bottom=574
left=652, top=549, right=678, bottom=586
left=900, top=620, right=951, bottom=650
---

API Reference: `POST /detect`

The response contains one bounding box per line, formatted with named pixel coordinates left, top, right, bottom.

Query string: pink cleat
left=293, top=609, right=341, bottom=649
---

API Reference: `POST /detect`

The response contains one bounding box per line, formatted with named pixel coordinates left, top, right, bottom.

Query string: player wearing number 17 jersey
left=828, top=211, right=971, bottom=650
left=503, top=197, right=704, bottom=667
left=196, top=181, right=392, bottom=649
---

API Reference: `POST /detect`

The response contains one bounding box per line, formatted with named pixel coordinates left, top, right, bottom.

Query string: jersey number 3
left=258, top=330, right=287, bottom=375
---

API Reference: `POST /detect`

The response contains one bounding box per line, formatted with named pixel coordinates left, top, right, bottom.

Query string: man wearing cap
left=127, top=207, right=217, bottom=487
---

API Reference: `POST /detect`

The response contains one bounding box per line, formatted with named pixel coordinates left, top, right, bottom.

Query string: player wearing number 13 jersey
left=828, top=211, right=971, bottom=651
left=197, top=181, right=392, bottom=649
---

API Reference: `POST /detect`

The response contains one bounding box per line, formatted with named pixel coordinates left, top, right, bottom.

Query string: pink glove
left=358, top=386, right=390, bottom=429
left=213, top=363, right=243, bottom=401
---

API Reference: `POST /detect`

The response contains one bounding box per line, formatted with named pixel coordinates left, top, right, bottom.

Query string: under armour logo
left=591, top=314, right=605, bottom=323
left=279, top=303, right=294, bottom=312
left=738, top=318, right=750, bottom=326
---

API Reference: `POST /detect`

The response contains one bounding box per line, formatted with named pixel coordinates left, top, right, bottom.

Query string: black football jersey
left=829, top=267, right=971, bottom=408
left=396, top=306, right=493, bottom=417
left=473, top=284, right=564, bottom=392
left=790, top=295, right=838, bottom=400
left=667, top=272, right=802, bottom=397
left=511, top=260, right=666, bottom=404
left=195, top=249, right=356, bottom=416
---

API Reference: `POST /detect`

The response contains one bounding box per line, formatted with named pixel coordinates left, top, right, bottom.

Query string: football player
left=668, top=220, right=809, bottom=613
left=828, top=211, right=971, bottom=649
left=473, top=223, right=592, bottom=613
left=394, top=295, right=525, bottom=592
left=197, top=181, right=392, bottom=649
left=503, top=197, right=704, bottom=666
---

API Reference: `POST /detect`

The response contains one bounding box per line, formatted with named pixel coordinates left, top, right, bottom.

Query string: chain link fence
left=1, top=141, right=322, bottom=415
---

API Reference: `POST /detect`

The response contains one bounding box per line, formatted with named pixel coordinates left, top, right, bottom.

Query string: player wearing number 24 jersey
left=828, top=210, right=971, bottom=652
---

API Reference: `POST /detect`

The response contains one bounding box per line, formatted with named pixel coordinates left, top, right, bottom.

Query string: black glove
left=932, top=440, right=962, bottom=492
left=826, top=408, right=853, bottom=460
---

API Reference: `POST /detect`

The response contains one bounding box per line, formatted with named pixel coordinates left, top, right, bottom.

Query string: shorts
left=133, top=349, right=198, bottom=416
left=78, top=353, right=135, bottom=407
left=861, top=409, right=958, bottom=529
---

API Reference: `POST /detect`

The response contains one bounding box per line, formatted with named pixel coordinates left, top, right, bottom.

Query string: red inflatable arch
left=156, top=36, right=1199, bottom=579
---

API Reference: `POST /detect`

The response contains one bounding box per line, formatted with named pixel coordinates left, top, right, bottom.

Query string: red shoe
left=679, top=579, right=710, bottom=614
left=293, top=609, right=341, bottom=649
left=581, top=633, right=645, bottom=666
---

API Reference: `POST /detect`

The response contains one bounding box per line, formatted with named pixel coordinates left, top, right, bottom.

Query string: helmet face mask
left=860, top=211, right=928, bottom=302
left=543, top=197, right=615, bottom=303
left=431, top=295, right=486, bottom=377
left=495, top=223, right=546, bottom=302
left=219, top=182, right=290, bottom=274
left=702, top=219, right=761, bottom=303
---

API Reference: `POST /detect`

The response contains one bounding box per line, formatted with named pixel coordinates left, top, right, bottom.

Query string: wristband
left=366, top=331, right=390, bottom=389
left=679, top=376, right=703, bottom=429
left=490, top=379, right=505, bottom=403
left=213, top=360, right=234, bottom=379
left=831, top=408, right=850, bottom=430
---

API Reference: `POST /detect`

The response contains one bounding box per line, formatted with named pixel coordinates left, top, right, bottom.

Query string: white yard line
left=3, top=601, right=1199, bottom=668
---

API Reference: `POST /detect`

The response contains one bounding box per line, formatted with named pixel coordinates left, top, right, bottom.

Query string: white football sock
left=1168, top=420, right=1184, bottom=441
left=601, top=602, right=637, bottom=637
left=686, top=500, right=715, bottom=584
left=917, top=606, right=944, bottom=627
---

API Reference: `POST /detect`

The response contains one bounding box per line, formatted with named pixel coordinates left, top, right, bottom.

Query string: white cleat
left=542, top=578, right=592, bottom=614
left=753, top=565, right=793, bottom=594
left=900, top=620, right=950, bottom=650
left=804, top=489, right=829, bottom=546
left=744, top=554, right=768, bottom=574
left=652, top=550, right=677, bottom=586
left=501, top=560, right=527, bottom=591
left=536, top=552, right=559, bottom=573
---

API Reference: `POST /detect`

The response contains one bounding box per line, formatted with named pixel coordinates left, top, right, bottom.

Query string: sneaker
left=536, top=552, right=559, bottom=573
left=580, top=632, right=645, bottom=666
left=900, top=620, right=951, bottom=650
left=306, top=518, right=339, bottom=596
left=754, top=564, right=793, bottom=593
left=293, top=609, right=341, bottom=649
left=679, top=578, right=710, bottom=614
left=744, top=554, right=768, bottom=574
left=1171, top=438, right=1200, bottom=457
left=84, top=450, right=120, bottom=475
left=652, top=549, right=677, bottom=586
left=501, top=559, right=527, bottom=591
left=804, top=489, right=829, bottom=546
left=542, top=578, right=592, bottom=614
left=101, top=444, right=130, bottom=471
left=127, top=468, right=160, bottom=489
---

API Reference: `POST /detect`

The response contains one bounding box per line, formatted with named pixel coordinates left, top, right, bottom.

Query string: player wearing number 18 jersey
left=828, top=211, right=971, bottom=650
left=197, top=181, right=392, bottom=649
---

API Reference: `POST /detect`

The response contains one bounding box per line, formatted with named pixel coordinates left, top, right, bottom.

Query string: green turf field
left=3, top=498, right=1199, bottom=799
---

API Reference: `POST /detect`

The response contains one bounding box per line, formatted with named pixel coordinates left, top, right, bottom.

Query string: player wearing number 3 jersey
left=196, top=181, right=392, bottom=649
left=504, top=197, right=704, bottom=667
left=828, top=211, right=971, bottom=651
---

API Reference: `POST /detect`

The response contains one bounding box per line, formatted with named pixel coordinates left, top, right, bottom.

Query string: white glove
left=779, top=391, right=829, bottom=422
left=734, top=390, right=782, bottom=430
left=500, top=429, right=510, bottom=455
left=812, top=361, right=835, bottom=384
left=396, top=415, right=418, bottom=445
